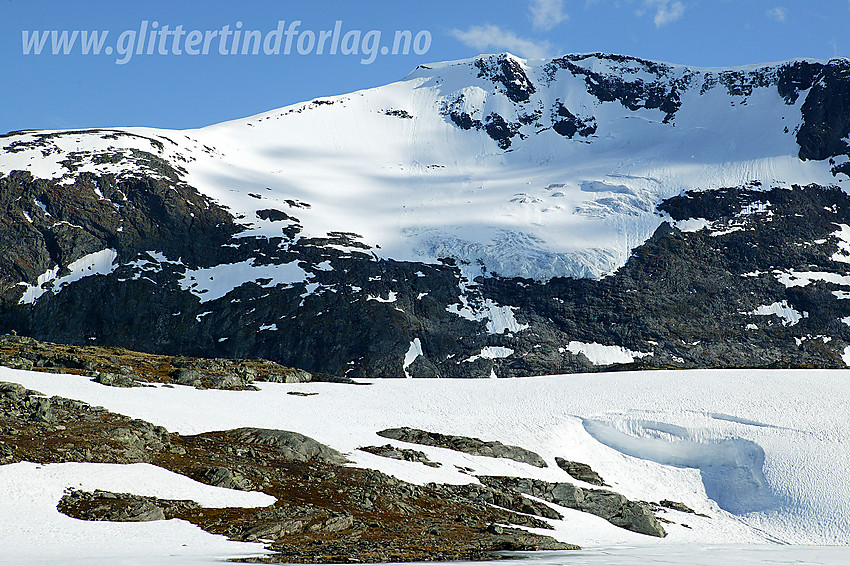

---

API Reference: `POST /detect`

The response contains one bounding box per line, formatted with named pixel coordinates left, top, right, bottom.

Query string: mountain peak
left=2, top=53, right=850, bottom=283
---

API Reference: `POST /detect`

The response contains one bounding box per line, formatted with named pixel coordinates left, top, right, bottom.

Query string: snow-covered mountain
left=4, top=53, right=849, bottom=280
left=2, top=53, right=850, bottom=376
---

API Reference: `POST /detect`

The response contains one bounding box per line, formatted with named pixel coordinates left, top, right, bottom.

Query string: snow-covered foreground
left=2, top=366, right=849, bottom=564
left=0, top=461, right=273, bottom=564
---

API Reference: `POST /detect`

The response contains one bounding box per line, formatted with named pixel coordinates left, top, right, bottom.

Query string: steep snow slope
left=5, top=366, right=849, bottom=549
left=3, top=53, right=847, bottom=281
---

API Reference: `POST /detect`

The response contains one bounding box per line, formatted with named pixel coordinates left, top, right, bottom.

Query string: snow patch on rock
left=18, top=249, right=118, bottom=305
left=564, top=341, right=652, bottom=365
left=180, top=260, right=308, bottom=303
left=745, top=300, right=807, bottom=326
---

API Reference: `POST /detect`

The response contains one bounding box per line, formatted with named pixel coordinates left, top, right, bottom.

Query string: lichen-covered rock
left=434, top=482, right=562, bottom=521
left=263, top=368, right=312, bottom=383
left=59, top=489, right=198, bottom=522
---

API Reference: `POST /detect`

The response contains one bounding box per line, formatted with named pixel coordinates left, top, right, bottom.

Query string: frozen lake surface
left=498, top=545, right=850, bottom=566
left=6, top=545, right=845, bottom=566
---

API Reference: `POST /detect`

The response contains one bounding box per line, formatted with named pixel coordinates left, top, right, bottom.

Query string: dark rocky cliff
left=3, top=170, right=850, bottom=376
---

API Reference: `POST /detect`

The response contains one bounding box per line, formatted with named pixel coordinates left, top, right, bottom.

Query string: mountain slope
left=1, top=53, right=850, bottom=376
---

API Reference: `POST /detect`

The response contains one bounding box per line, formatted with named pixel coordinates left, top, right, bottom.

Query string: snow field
left=3, top=366, right=849, bottom=550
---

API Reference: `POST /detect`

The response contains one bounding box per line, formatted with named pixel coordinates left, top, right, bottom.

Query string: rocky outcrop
left=359, top=444, right=441, bottom=467
left=475, top=54, right=536, bottom=103
left=433, top=482, right=562, bottom=522
left=0, top=334, right=333, bottom=390
left=544, top=53, right=686, bottom=123
left=797, top=59, right=850, bottom=167
left=658, top=499, right=708, bottom=517
left=477, top=476, right=666, bottom=537
left=551, top=101, right=597, bottom=138
left=58, top=489, right=196, bottom=522
left=377, top=427, right=547, bottom=467
left=240, top=507, right=355, bottom=541
left=212, top=428, right=348, bottom=465
left=555, top=457, right=607, bottom=486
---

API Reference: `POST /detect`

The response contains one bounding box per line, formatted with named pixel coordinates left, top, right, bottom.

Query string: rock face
left=796, top=60, right=850, bottom=168
left=377, top=427, right=547, bottom=468
left=1, top=55, right=850, bottom=378
left=5, top=182, right=850, bottom=377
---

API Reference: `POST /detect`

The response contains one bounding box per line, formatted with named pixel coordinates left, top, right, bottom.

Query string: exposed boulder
left=263, top=368, right=313, bottom=383
left=658, top=499, right=708, bottom=517
left=92, top=372, right=147, bottom=388
left=29, top=397, right=54, bottom=423
left=172, top=368, right=204, bottom=386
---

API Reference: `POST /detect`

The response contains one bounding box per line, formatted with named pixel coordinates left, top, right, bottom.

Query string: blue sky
left=1, top=0, right=848, bottom=133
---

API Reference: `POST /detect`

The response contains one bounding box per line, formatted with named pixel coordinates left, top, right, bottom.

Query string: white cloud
left=530, top=0, right=569, bottom=31
left=767, top=7, right=788, bottom=22
left=645, top=0, right=685, bottom=27
left=450, top=24, right=553, bottom=59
